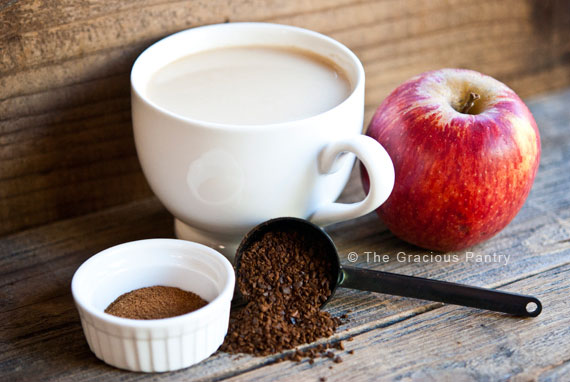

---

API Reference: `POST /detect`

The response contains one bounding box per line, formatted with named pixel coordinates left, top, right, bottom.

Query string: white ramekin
left=71, top=239, right=235, bottom=372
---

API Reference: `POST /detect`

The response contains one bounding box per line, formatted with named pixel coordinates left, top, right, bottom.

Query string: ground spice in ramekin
left=221, top=229, right=340, bottom=356
left=105, top=285, right=208, bottom=320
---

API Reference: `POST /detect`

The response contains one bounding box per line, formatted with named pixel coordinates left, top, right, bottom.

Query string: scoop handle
left=340, top=266, right=541, bottom=317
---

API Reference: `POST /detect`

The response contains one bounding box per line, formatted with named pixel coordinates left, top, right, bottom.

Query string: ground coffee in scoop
left=221, top=229, right=340, bottom=355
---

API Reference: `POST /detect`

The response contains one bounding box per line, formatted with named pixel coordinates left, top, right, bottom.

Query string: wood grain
left=1, top=89, right=569, bottom=381
left=1, top=0, right=569, bottom=236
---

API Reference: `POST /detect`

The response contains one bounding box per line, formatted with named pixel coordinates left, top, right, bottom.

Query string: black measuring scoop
left=235, top=217, right=542, bottom=317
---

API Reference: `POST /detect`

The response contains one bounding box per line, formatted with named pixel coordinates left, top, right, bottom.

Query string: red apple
left=361, top=68, right=540, bottom=252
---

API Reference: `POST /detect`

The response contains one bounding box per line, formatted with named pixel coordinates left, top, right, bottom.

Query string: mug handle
left=310, top=135, right=395, bottom=226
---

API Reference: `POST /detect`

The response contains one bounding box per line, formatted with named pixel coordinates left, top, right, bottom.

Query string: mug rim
left=130, top=22, right=365, bottom=130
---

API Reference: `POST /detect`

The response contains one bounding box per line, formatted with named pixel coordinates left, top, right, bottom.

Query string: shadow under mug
left=131, top=22, right=395, bottom=259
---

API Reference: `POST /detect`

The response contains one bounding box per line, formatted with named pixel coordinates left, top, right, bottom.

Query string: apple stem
left=460, top=92, right=481, bottom=114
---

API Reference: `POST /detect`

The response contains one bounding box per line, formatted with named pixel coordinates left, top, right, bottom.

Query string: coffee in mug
left=146, top=46, right=352, bottom=125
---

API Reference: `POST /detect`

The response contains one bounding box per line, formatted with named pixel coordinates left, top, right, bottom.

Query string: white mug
left=131, top=23, right=394, bottom=258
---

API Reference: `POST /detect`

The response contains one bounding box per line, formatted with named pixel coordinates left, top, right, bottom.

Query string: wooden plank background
left=1, top=89, right=569, bottom=381
left=1, top=0, right=570, bottom=236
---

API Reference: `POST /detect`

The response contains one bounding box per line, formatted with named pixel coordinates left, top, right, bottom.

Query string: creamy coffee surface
left=146, top=46, right=351, bottom=125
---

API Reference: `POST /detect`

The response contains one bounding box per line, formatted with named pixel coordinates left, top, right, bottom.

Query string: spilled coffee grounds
left=221, top=229, right=340, bottom=355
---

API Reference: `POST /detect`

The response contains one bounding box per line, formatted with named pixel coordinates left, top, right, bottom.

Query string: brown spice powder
left=105, top=286, right=208, bottom=320
left=221, top=229, right=340, bottom=356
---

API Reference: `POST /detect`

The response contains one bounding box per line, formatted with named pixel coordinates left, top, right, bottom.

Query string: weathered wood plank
left=0, top=198, right=173, bottom=311
left=0, top=90, right=569, bottom=381
left=1, top=0, right=569, bottom=236
left=226, top=264, right=570, bottom=382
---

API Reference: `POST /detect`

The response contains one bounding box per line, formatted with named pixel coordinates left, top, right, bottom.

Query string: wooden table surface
left=2, top=89, right=569, bottom=381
